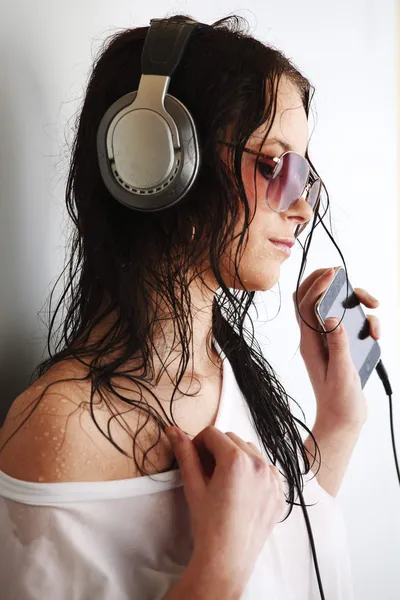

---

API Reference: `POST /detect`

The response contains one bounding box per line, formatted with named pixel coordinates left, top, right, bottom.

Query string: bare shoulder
left=0, top=361, right=172, bottom=483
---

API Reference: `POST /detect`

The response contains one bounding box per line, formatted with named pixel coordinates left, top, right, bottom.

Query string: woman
left=0, top=14, right=380, bottom=600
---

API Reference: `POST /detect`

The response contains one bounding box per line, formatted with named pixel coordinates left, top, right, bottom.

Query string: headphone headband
left=142, top=18, right=201, bottom=76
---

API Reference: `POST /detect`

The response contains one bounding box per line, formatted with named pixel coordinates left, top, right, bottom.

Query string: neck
left=150, top=274, right=221, bottom=379
left=86, top=272, right=221, bottom=381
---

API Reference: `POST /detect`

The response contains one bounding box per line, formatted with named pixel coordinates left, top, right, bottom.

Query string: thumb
left=165, top=426, right=206, bottom=507
left=324, top=317, right=350, bottom=365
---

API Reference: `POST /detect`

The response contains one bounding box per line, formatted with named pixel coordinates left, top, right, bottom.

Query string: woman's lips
left=268, top=239, right=293, bottom=256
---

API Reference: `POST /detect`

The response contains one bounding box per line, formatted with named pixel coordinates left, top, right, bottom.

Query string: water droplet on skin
left=38, top=476, right=45, bottom=482
left=52, top=437, right=58, bottom=441
left=44, top=432, right=49, bottom=437
left=56, top=474, right=61, bottom=480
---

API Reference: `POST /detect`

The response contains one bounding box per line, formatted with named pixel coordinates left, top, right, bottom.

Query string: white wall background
left=0, top=1, right=399, bottom=598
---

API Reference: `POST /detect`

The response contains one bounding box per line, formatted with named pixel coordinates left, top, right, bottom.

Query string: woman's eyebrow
left=261, top=137, right=294, bottom=153
left=247, top=137, right=295, bottom=156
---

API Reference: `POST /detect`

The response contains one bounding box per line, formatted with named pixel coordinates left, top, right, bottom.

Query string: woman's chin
left=217, top=260, right=281, bottom=292
left=233, top=271, right=280, bottom=292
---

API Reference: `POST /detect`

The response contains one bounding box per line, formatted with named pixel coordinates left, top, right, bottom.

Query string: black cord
left=376, top=360, right=399, bottom=485
left=292, top=466, right=326, bottom=600
left=296, top=359, right=396, bottom=600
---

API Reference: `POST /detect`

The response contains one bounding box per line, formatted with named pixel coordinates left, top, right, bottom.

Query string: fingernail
left=324, top=267, right=334, bottom=277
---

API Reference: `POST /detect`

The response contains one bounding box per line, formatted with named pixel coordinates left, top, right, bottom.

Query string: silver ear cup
left=97, top=91, right=200, bottom=212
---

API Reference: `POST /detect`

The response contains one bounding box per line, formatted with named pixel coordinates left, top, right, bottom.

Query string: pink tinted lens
left=267, top=152, right=310, bottom=212
left=307, top=179, right=321, bottom=210
left=294, top=180, right=321, bottom=237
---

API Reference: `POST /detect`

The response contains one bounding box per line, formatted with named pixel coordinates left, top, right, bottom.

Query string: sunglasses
left=218, top=141, right=322, bottom=238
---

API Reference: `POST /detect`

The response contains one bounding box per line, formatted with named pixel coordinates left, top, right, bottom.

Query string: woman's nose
left=284, top=195, right=314, bottom=229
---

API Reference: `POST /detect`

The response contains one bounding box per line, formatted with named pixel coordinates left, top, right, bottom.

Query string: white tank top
left=0, top=343, right=355, bottom=599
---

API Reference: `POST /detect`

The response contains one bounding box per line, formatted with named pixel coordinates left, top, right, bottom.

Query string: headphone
left=96, top=17, right=205, bottom=212
left=96, top=16, right=328, bottom=600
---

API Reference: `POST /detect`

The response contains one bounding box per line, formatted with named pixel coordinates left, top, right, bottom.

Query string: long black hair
left=4, top=14, right=330, bottom=517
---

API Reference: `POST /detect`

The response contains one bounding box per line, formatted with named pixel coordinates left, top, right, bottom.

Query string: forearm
left=162, top=557, right=245, bottom=600
left=303, top=417, right=364, bottom=498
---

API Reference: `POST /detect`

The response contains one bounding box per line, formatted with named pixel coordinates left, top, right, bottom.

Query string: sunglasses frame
left=218, top=141, right=322, bottom=237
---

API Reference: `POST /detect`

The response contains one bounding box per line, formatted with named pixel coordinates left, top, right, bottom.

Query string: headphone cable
left=292, top=463, right=326, bottom=600
left=376, top=360, right=399, bottom=484
left=295, top=359, right=396, bottom=600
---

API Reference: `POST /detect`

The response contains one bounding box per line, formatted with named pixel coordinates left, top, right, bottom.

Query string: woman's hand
left=293, top=267, right=380, bottom=429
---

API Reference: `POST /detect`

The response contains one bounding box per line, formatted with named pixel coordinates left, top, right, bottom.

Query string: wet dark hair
left=3, top=14, right=329, bottom=517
